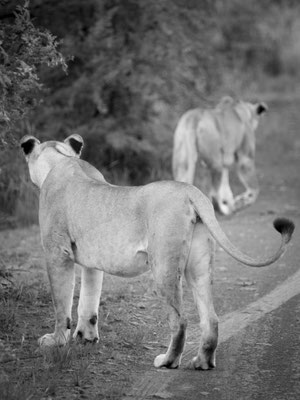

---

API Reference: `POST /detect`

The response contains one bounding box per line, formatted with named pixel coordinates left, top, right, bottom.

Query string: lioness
left=172, top=96, right=268, bottom=215
left=20, top=134, right=294, bottom=370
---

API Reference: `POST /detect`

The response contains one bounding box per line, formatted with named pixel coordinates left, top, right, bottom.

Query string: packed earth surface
left=0, top=97, right=300, bottom=399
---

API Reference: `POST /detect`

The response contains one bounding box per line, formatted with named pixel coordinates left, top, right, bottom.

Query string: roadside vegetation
left=1, top=0, right=300, bottom=225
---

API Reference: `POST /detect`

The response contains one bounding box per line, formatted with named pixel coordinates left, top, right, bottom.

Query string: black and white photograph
left=0, top=1, right=299, bottom=399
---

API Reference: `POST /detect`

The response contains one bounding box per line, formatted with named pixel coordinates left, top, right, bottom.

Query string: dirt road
left=0, top=98, right=299, bottom=399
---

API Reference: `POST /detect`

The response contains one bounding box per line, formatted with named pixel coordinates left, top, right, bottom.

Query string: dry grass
left=0, top=236, right=161, bottom=399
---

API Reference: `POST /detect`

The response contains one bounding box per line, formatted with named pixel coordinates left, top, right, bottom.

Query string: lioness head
left=236, top=101, right=268, bottom=132
left=20, top=134, right=84, bottom=188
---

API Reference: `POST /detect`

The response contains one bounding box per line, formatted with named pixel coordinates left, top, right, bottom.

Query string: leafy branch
left=0, top=0, right=67, bottom=146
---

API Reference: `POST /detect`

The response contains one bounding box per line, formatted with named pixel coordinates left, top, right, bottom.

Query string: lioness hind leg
left=185, top=223, right=218, bottom=370
left=235, top=155, right=259, bottom=211
left=150, top=220, right=192, bottom=369
left=234, top=189, right=259, bottom=211
left=210, top=168, right=235, bottom=215
left=153, top=280, right=187, bottom=368
left=153, top=276, right=187, bottom=369
left=74, top=268, right=103, bottom=343
left=39, top=250, right=75, bottom=347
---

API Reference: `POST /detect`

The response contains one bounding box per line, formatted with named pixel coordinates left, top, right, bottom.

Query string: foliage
left=29, top=0, right=300, bottom=147
left=0, top=0, right=66, bottom=220
left=0, top=0, right=66, bottom=148
left=83, top=0, right=216, bottom=118
left=215, top=0, right=300, bottom=77
left=24, top=0, right=219, bottom=187
left=1, top=0, right=300, bottom=224
left=31, top=0, right=217, bottom=124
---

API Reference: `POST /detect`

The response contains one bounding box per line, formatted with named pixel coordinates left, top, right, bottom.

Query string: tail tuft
left=273, top=218, right=295, bottom=243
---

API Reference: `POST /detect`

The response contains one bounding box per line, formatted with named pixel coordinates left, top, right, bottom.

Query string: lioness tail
left=190, top=188, right=294, bottom=267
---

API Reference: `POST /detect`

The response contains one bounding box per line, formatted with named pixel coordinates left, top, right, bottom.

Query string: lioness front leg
left=185, top=224, right=218, bottom=369
left=74, top=268, right=103, bottom=343
left=39, top=250, right=75, bottom=347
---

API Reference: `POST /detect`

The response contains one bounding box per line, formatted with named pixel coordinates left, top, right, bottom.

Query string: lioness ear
left=217, top=96, right=235, bottom=110
left=220, top=96, right=235, bottom=105
left=20, top=135, right=40, bottom=157
left=256, top=102, right=268, bottom=115
left=64, top=134, right=84, bottom=156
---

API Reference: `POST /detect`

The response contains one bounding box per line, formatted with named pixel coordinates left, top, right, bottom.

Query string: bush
left=2, top=0, right=300, bottom=225
left=0, top=0, right=66, bottom=223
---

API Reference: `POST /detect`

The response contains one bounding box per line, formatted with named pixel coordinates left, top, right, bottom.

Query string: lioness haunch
left=20, top=134, right=294, bottom=370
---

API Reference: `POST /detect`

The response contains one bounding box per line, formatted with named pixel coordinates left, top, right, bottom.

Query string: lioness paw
left=38, top=332, right=69, bottom=347
left=234, top=190, right=258, bottom=211
left=73, top=330, right=99, bottom=343
left=154, top=353, right=180, bottom=369
left=189, top=355, right=216, bottom=370
left=73, top=322, right=99, bottom=343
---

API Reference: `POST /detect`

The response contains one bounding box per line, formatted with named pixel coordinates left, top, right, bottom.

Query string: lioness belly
left=74, top=241, right=149, bottom=278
